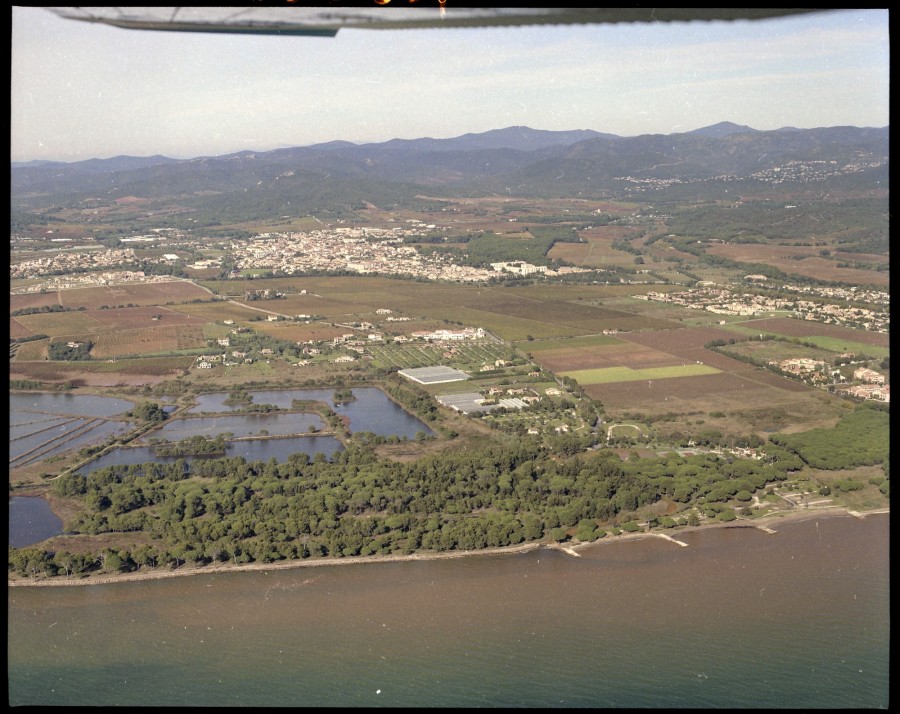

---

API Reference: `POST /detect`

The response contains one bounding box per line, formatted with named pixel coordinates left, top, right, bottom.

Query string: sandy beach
left=8, top=503, right=888, bottom=588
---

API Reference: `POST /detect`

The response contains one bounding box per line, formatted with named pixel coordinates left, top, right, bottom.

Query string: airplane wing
left=43, top=7, right=830, bottom=38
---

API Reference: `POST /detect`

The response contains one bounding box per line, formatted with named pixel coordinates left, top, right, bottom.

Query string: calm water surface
left=75, top=436, right=345, bottom=476
left=9, top=393, right=134, bottom=468
left=10, top=393, right=133, bottom=418
left=8, top=498, right=64, bottom=548
left=68, top=387, right=427, bottom=480
left=9, top=389, right=429, bottom=548
left=187, top=387, right=432, bottom=438
left=8, top=514, right=889, bottom=708
left=143, top=411, right=327, bottom=441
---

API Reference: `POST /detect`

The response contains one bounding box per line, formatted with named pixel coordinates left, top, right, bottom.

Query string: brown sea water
left=8, top=513, right=889, bottom=707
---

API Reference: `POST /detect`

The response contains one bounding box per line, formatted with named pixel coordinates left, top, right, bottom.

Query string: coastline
left=8, top=505, right=888, bottom=588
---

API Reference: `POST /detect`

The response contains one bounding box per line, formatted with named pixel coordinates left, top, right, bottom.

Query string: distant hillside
left=374, top=126, right=617, bottom=152
left=11, top=123, right=888, bottom=218
left=686, top=121, right=757, bottom=138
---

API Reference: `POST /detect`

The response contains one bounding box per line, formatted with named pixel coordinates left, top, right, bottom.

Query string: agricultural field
left=202, top=277, right=678, bottom=342
left=9, top=291, right=63, bottom=312
left=9, top=318, right=34, bottom=340
left=368, top=341, right=513, bottom=372
left=11, top=305, right=208, bottom=340
left=715, top=339, right=847, bottom=366
left=89, top=324, right=208, bottom=358
left=271, top=294, right=380, bottom=321
left=55, top=280, right=211, bottom=309
left=704, top=243, right=889, bottom=288
left=250, top=321, right=348, bottom=344
left=10, top=356, right=194, bottom=387
left=525, top=335, right=677, bottom=373
left=727, top=317, right=890, bottom=350
left=516, top=318, right=847, bottom=440
left=522, top=334, right=623, bottom=353
left=11, top=338, right=50, bottom=361
left=547, top=225, right=645, bottom=268
left=525, top=326, right=735, bottom=376
left=85, top=306, right=206, bottom=330
left=11, top=311, right=106, bottom=337
left=581, top=293, right=709, bottom=324
left=593, top=371, right=839, bottom=434
left=168, top=300, right=269, bottom=323
left=560, top=363, right=720, bottom=385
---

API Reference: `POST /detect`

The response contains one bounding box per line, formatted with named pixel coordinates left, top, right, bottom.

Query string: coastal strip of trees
left=8, top=405, right=888, bottom=580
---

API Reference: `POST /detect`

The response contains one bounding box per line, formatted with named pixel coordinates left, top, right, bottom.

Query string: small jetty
left=755, top=525, right=777, bottom=534
left=652, top=533, right=688, bottom=547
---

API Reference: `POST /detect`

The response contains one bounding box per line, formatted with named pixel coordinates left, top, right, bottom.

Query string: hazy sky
left=11, top=7, right=889, bottom=163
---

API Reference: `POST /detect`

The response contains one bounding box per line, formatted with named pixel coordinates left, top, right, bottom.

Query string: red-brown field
left=9, top=292, right=62, bottom=312
left=9, top=318, right=32, bottom=340
left=615, top=327, right=738, bottom=363
left=89, top=324, right=207, bottom=358
left=532, top=340, right=678, bottom=373
left=11, top=339, right=49, bottom=361
left=84, top=305, right=207, bottom=330
left=252, top=321, right=348, bottom=343
left=11, top=311, right=105, bottom=337
left=10, top=356, right=193, bottom=386
left=832, top=250, right=888, bottom=265
left=589, top=370, right=817, bottom=420
left=56, top=280, right=211, bottom=309
left=268, top=294, right=376, bottom=319
left=168, top=300, right=268, bottom=322
left=529, top=326, right=733, bottom=374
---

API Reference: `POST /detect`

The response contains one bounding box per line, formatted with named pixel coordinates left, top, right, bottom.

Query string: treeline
left=9, top=382, right=889, bottom=582
left=7, top=431, right=809, bottom=580
left=11, top=305, right=83, bottom=317
left=382, top=381, right=439, bottom=422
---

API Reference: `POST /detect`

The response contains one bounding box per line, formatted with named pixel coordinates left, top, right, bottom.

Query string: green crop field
left=561, top=363, right=720, bottom=385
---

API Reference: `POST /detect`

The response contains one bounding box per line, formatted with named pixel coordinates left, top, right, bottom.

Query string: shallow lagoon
left=77, top=435, right=345, bottom=474
left=8, top=497, right=64, bottom=548
left=186, top=387, right=433, bottom=439
left=10, top=387, right=431, bottom=547
left=9, top=393, right=134, bottom=469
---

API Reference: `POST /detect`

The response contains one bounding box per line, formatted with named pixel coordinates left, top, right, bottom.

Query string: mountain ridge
left=11, top=123, right=888, bottom=216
